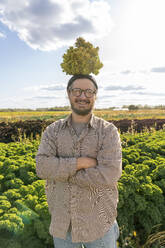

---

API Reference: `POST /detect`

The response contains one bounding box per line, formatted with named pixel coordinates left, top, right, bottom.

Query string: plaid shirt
left=36, top=114, right=122, bottom=242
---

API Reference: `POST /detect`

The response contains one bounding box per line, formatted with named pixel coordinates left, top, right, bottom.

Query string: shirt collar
left=61, top=114, right=72, bottom=129
left=88, top=114, right=97, bottom=129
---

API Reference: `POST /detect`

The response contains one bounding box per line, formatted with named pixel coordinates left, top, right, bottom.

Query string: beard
left=70, top=99, right=94, bottom=116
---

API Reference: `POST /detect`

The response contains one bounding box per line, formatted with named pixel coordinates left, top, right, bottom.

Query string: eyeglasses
left=69, top=88, right=96, bottom=98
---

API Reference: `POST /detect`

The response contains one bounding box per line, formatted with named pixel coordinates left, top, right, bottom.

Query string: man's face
left=68, top=78, right=97, bottom=116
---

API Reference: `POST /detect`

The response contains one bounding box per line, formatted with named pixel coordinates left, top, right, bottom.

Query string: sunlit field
left=0, top=109, right=165, bottom=122
left=0, top=111, right=70, bottom=122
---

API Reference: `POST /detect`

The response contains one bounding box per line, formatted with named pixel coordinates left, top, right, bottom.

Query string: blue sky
left=0, top=0, right=165, bottom=109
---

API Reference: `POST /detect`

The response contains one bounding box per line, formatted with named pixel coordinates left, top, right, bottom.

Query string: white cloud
left=0, top=0, right=113, bottom=51
left=104, top=85, right=145, bottom=91
left=21, top=82, right=69, bottom=108
left=0, top=31, right=6, bottom=38
left=151, top=67, right=165, bottom=73
left=24, top=83, right=66, bottom=92
left=115, top=0, right=165, bottom=67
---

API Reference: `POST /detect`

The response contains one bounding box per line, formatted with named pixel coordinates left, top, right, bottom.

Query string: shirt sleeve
left=35, top=123, right=77, bottom=181
left=68, top=124, right=122, bottom=188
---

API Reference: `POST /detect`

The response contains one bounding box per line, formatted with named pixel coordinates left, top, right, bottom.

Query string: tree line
left=0, top=105, right=165, bottom=112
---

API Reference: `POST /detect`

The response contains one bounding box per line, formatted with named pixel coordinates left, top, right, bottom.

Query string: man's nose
left=79, top=91, right=87, bottom=99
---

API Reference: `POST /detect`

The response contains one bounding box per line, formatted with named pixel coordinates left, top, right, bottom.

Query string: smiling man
left=36, top=74, right=122, bottom=248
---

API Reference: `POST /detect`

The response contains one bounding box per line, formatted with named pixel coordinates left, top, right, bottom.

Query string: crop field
left=0, top=108, right=165, bottom=122
left=0, top=109, right=165, bottom=247
left=0, top=129, right=165, bottom=248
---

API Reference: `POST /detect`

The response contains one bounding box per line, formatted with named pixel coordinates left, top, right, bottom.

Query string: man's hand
left=77, top=157, right=97, bottom=171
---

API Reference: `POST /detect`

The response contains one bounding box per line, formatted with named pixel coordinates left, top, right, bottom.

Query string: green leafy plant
left=0, top=129, right=165, bottom=247
left=61, top=37, right=103, bottom=75
left=118, top=130, right=165, bottom=247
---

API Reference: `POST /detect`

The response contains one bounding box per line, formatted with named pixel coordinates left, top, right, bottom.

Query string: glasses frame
left=69, top=87, right=97, bottom=98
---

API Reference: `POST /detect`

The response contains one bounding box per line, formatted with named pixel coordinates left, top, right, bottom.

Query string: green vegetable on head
left=61, top=37, right=103, bottom=75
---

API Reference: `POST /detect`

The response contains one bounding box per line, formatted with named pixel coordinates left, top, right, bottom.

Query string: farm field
left=0, top=108, right=165, bottom=122
left=0, top=129, right=165, bottom=248
left=0, top=108, right=165, bottom=247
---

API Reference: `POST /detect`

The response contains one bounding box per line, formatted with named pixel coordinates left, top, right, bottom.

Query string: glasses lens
left=85, top=89, right=94, bottom=98
left=71, top=88, right=95, bottom=98
left=72, top=88, right=81, bottom=97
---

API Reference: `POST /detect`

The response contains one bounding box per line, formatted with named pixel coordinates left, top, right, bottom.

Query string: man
left=36, top=74, right=122, bottom=248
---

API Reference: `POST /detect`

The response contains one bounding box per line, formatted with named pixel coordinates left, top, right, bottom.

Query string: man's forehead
left=72, top=78, right=96, bottom=89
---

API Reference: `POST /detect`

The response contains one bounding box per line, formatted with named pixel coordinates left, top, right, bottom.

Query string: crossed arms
left=36, top=123, right=122, bottom=188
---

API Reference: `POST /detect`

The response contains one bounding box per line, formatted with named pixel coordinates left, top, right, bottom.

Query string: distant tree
left=128, top=105, right=139, bottom=111
left=122, top=105, right=127, bottom=108
left=61, top=37, right=103, bottom=75
left=143, top=104, right=152, bottom=109
left=155, top=105, right=165, bottom=109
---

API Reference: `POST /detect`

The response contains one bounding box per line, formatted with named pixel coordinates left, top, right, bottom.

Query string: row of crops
left=1, top=118, right=165, bottom=143
left=0, top=129, right=165, bottom=247
left=0, top=109, right=165, bottom=122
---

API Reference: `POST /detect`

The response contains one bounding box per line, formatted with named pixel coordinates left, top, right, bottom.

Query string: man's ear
left=67, top=90, right=70, bottom=99
left=94, top=93, right=98, bottom=102
left=95, top=91, right=98, bottom=100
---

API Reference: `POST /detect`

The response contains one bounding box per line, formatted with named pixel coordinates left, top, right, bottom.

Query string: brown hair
left=67, top=74, right=98, bottom=91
